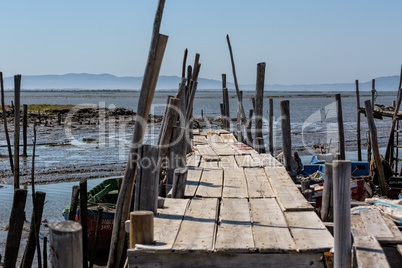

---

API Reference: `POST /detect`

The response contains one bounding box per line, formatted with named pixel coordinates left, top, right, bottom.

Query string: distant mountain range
left=2, top=73, right=400, bottom=91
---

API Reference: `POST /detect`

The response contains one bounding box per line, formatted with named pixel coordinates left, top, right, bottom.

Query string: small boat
left=299, top=154, right=372, bottom=208
left=62, top=178, right=119, bottom=252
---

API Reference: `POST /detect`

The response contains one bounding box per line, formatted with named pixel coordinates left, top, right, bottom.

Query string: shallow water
left=0, top=89, right=399, bottom=233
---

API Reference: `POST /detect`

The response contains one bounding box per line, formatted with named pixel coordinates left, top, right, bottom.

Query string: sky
left=1, top=0, right=402, bottom=85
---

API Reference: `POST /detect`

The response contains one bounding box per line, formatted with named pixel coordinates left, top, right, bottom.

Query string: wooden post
left=236, top=91, right=243, bottom=142
left=171, top=167, right=188, bottom=198
left=254, top=62, right=265, bottom=144
left=226, top=34, right=246, bottom=123
left=23, top=104, right=28, bottom=157
left=355, top=80, right=362, bottom=161
left=255, top=137, right=265, bottom=154
left=222, top=74, right=230, bottom=130
left=364, top=100, right=387, bottom=196
left=385, top=65, right=402, bottom=163
left=333, top=160, right=351, bottom=268
left=108, top=0, right=167, bottom=266
left=321, top=163, right=333, bottom=222
left=158, top=97, right=180, bottom=159
left=43, top=236, right=48, bottom=268
left=80, top=179, right=88, bottom=267
left=371, top=79, right=376, bottom=113
left=4, top=189, right=28, bottom=268
left=49, top=221, right=82, bottom=268
left=280, top=100, right=293, bottom=174
left=367, top=131, right=372, bottom=162
left=68, top=185, right=80, bottom=221
left=269, top=98, right=274, bottom=155
left=89, top=206, right=103, bottom=268
left=134, top=145, right=160, bottom=214
left=0, top=72, right=14, bottom=173
left=21, top=191, right=46, bottom=268
left=246, top=109, right=254, bottom=147
left=335, top=94, right=345, bottom=160
left=251, top=95, right=256, bottom=111
left=14, top=74, right=21, bottom=189
left=129, top=211, right=154, bottom=249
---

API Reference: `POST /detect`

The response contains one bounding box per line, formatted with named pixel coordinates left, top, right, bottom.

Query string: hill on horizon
left=2, top=73, right=400, bottom=91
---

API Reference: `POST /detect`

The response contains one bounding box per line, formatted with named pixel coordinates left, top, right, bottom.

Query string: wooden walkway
left=128, top=130, right=334, bottom=267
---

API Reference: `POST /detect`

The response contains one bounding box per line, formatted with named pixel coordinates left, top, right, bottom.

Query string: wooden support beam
left=355, top=80, right=362, bottom=161
left=14, top=74, right=21, bottom=189
left=108, top=1, right=167, bottom=265
left=49, top=221, right=82, bottom=268
left=364, top=100, right=387, bottom=196
left=226, top=34, right=246, bottom=123
left=280, top=100, right=293, bottom=175
left=333, top=160, right=351, bottom=268
left=335, top=94, right=345, bottom=160
left=134, top=145, right=160, bottom=214
left=80, top=179, right=88, bottom=267
left=0, top=72, right=14, bottom=174
left=22, top=104, right=28, bottom=157
left=171, top=167, right=188, bottom=198
left=269, top=98, right=274, bottom=155
left=129, top=211, right=154, bottom=249
left=254, top=62, right=265, bottom=142
left=4, top=189, right=28, bottom=268
left=321, top=163, right=333, bottom=222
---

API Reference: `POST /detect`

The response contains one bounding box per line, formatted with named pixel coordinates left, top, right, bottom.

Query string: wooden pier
left=127, top=130, right=334, bottom=267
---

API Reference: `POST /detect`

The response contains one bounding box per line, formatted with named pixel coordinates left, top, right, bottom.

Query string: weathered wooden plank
left=275, top=188, right=314, bottom=212
left=360, top=209, right=395, bottom=238
left=172, top=198, right=219, bottom=252
left=196, top=169, right=223, bottom=198
left=353, top=236, right=390, bottom=268
left=220, top=133, right=237, bottom=143
left=249, top=198, right=296, bottom=252
left=230, top=142, right=257, bottom=155
left=196, top=144, right=218, bottom=157
left=222, top=168, right=248, bottom=198
left=215, top=198, right=254, bottom=252
left=214, top=129, right=230, bottom=135
left=210, top=142, right=239, bottom=156
left=251, top=153, right=280, bottom=168
left=184, top=167, right=203, bottom=198
left=244, top=168, right=275, bottom=198
left=207, top=135, right=224, bottom=143
left=199, top=159, right=220, bottom=169
left=186, top=154, right=201, bottom=167
left=193, top=135, right=208, bottom=145
left=219, top=155, right=238, bottom=169
left=285, top=211, right=334, bottom=252
left=264, top=166, right=296, bottom=188
left=235, top=155, right=260, bottom=168
left=134, top=198, right=189, bottom=252
left=128, top=251, right=325, bottom=268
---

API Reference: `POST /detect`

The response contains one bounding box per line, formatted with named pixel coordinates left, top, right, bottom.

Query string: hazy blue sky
left=1, top=0, right=402, bottom=85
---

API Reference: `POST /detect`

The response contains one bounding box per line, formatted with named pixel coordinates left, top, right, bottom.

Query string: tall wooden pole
left=14, top=74, right=21, bottom=189
left=254, top=62, right=265, bottom=151
left=269, top=98, right=274, bottom=155
left=333, top=160, right=352, bottom=268
left=371, top=79, right=376, bottom=113
left=364, top=100, right=387, bottom=196
left=0, top=72, right=14, bottom=173
left=80, top=179, right=88, bottom=267
left=23, top=104, right=28, bottom=157
left=335, top=94, right=345, bottom=160
left=108, top=1, right=167, bottom=267
left=384, top=65, right=402, bottom=163
left=280, top=100, right=293, bottom=175
left=355, top=80, right=362, bottom=161
left=226, top=34, right=246, bottom=123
